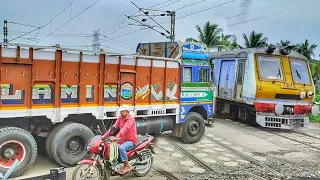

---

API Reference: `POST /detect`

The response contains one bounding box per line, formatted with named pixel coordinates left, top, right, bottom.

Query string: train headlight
left=275, top=104, right=284, bottom=115
left=307, top=90, right=314, bottom=98
left=311, top=106, right=319, bottom=116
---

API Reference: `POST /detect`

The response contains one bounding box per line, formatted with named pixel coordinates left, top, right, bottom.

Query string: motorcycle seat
left=126, top=135, right=150, bottom=151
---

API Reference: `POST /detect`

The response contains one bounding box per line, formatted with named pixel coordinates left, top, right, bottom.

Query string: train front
left=253, top=46, right=319, bottom=129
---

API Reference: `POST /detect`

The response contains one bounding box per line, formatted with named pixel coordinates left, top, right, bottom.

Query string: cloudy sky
left=1, top=0, right=319, bottom=58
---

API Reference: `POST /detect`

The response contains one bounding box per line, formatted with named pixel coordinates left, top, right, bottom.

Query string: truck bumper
left=256, top=114, right=308, bottom=129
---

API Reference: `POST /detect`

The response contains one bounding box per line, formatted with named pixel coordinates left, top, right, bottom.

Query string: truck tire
left=45, top=122, right=73, bottom=160
left=181, top=112, right=206, bottom=144
left=0, top=127, right=37, bottom=178
left=50, top=123, right=94, bottom=167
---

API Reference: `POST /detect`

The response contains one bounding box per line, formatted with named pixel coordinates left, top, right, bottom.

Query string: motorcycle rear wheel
left=72, top=164, right=102, bottom=180
left=133, top=151, right=153, bottom=177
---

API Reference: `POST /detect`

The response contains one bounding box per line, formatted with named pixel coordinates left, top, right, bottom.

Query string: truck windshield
left=290, top=59, right=311, bottom=84
left=257, top=56, right=283, bottom=80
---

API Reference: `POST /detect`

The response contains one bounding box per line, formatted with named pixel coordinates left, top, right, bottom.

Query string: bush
left=309, top=92, right=320, bottom=123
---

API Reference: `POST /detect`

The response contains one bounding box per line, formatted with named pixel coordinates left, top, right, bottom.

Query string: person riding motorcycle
left=102, top=105, right=138, bottom=175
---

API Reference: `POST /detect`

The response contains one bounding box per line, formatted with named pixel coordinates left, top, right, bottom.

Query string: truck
left=211, top=45, right=319, bottom=129
left=0, top=41, right=214, bottom=178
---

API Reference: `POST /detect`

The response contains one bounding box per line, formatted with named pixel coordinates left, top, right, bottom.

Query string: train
left=211, top=45, right=319, bottom=129
left=0, top=41, right=213, bottom=178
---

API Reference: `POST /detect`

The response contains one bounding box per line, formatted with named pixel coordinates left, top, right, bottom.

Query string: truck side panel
left=0, top=46, right=180, bottom=122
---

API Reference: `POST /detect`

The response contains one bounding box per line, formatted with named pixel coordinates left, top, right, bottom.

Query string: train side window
left=199, top=68, right=209, bottom=82
left=237, top=59, right=246, bottom=84
left=183, top=67, right=192, bottom=82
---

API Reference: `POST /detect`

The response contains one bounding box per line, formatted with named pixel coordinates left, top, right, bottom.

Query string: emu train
left=211, top=45, right=319, bottom=129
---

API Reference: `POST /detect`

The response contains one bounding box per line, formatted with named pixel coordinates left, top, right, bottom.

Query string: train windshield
left=257, top=56, right=283, bottom=80
left=289, top=59, right=311, bottom=84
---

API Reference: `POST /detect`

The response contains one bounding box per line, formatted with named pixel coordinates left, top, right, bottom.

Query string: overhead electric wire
left=216, top=0, right=252, bottom=15
left=157, top=0, right=182, bottom=9
left=130, top=1, right=170, bottom=34
left=37, top=0, right=101, bottom=44
left=8, top=0, right=77, bottom=42
left=173, top=0, right=208, bottom=11
left=7, top=21, right=42, bottom=28
left=160, top=0, right=238, bottom=24
left=8, top=27, right=43, bottom=42
left=228, top=11, right=286, bottom=27
left=104, top=0, right=238, bottom=41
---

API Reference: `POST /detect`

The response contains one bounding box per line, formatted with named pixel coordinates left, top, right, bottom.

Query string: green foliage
left=309, top=92, right=320, bottom=123
left=242, top=31, right=268, bottom=48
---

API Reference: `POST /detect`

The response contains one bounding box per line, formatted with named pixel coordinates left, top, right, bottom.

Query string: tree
left=276, top=40, right=291, bottom=46
left=217, top=34, right=239, bottom=51
left=242, top=31, right=268, bottom=48
left=294, top=39, right=318, bottom=60
left=185, top=21, right=223, bottom=48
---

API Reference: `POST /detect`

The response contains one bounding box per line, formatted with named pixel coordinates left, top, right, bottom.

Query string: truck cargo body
left=0, top=42, right=212, bottom=178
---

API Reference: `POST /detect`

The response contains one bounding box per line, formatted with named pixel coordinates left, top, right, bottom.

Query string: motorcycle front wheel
left=72, top=164, right=102, bottom=180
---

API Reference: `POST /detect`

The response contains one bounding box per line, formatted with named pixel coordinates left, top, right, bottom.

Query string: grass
left=309, top=92, right=320, bottom=123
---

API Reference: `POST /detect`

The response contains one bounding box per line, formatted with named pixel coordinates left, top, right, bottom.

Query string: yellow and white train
left=211, top=45, right=319, bottom=129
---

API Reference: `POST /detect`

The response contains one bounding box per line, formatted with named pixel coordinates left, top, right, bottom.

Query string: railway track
left=216, top=117, right=320, bottom=151
left=287, top=129, right=320, bottom=141
left=205, top=134, right=282, bottom=179
left=262, top=129, right=320, bottom=151
left=162, top=136, right=214, bottom=172
left=153, top=166, right=181, bottom=180
left=162, top=135, right=271, bottom=180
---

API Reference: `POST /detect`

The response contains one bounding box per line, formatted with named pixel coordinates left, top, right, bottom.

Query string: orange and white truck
left=0, top=41, right=214, bottom=177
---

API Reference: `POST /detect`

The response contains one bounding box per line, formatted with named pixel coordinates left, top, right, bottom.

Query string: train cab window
left=289, top=59, right=311, bottom=84
left=237, top=59, right=246, bottom=84
left=257, top=56, right=283, bottom=80
left=199, top=68, right=209, bottom=82
left=183, top=67, right=192, bottom=82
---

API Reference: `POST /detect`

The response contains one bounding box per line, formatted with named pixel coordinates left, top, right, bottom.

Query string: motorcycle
left=72, top=134, right=155, bottom=180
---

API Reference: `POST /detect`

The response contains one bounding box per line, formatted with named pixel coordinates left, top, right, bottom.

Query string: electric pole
left=169, top=11, right=176, bottom=42
left=3, top=20, right=8, bottom=45
left=92, top=30, right=100, bottom=52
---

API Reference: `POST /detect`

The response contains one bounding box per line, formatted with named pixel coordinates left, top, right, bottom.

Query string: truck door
left=1, top=65, right=29, bottom=113
left=119, top=72, right=135, bottom=106
left=218, top=60, right=236, bottom=99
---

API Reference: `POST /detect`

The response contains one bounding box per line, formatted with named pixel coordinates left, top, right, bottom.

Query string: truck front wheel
left=50, top=123, right=94, bottom=167
left=0, top=127, right=37, bottom=178
left=181, top=112, right=206, bottom=144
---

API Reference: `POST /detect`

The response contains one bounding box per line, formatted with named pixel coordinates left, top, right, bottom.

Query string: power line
left=42, top=0, right=77, bottom=28
left=215, top=0, right=252, bottom=16
left=157, top=0, right=182, bottom=9
left=130, top=1, right=170, bottom=34
left=228, top=11, right=286, bottom=27
left=8, top=0, right=77, bottom=42
left=104, top=0, right=237, bottom=42
left=174, top=0, right=208, bottom=11
left=160, top=0, right=238, bottom=24
left=37, top=0, right=101, bottom=44
left=7, top=21, right=42, bottom=28
left=8, top=27, right=43, bottom=42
